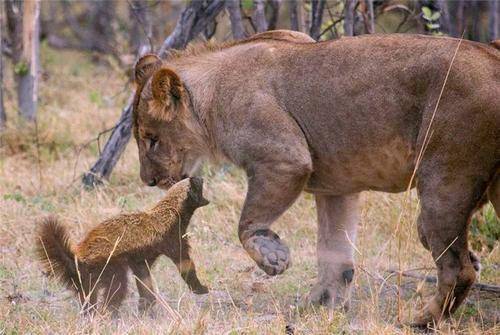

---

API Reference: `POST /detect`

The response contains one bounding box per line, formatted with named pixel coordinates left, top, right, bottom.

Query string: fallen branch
left=386, top=268, right=500, bottom=296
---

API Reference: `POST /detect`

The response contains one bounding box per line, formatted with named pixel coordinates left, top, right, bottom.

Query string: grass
left=0, top=46, right=498, bottom=334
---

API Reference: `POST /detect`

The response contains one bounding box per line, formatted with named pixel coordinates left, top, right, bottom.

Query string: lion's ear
left=150, top=68, right=184, bottom=121
left=134, top=54, right=162, bottom=86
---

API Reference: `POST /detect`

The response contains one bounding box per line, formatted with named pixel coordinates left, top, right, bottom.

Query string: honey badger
left=37, top=177, right=209, bottom=314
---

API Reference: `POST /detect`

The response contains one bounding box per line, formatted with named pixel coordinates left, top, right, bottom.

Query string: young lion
left=36, top=177, right=209, bottom=314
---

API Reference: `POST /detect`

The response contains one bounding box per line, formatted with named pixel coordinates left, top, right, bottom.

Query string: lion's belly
left=305, top=138, right=416, bottom=195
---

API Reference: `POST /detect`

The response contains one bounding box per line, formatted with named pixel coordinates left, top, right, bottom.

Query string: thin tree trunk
left=343, top=0, right=356, bottom=37
left=367, top=0, right=375, bottom=34
left=471, top=0, right=481, bottom=41
left=268, top=0, right=281, bottom=31
left=83, top=0, right=226, bottom=187
left=289, top=0, right=300, bottom=31
left=130, top=0, right=153, bottom=55
left=225, top=0, right=246, bottom=39
left=309, top=0, right=325, bottom=40
left=456, top=0, right=465, bottom=37
left=0, top=5, right=6, bottom=130
left=252, top=0, right=268, bottom=33
left=489, top=0, right=499, bottom=41
left=437, top=0, right=451, bottom=36
left=17, top=0, right=40, bottom=121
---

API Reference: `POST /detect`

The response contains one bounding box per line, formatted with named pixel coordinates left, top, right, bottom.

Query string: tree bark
left=252, top=0, right=268, bottom=33
left=83, top=0, right=226, bottom=187
left=309, top=0, right=325, bottom=40
left=268, top=0, right=281, bottom=31
left=17, top=0, right=40, bottom=121
left=489, top=0, right=499, bottom=41
left=130, top=0, right=153, bottom=55
left=367, top=0, right=375, bottom=34
left=289, top=0, right=300, bottom=31
left=225, top=0, right=246, bottom=40
left=455, top=0, right=465, bottom=37
left=343, top=0, right=356, bottom=37
left=436, top=0, right=451, bottom=36
left=0, top=5, right=6, bottom=130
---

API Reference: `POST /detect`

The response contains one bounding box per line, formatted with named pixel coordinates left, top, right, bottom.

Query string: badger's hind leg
left=130, top=258, right=158, bottom=314
left=101, top=262, right=128, bottom=315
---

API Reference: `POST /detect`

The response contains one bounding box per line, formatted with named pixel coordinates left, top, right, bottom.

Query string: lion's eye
left=148, top=137, right=159, bottom=151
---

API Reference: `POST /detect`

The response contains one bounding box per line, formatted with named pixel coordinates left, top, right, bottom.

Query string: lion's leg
left=304, top=194, right=359, bottom=309
left=487, top=171, right=500, bottom=217
left=239, top=163, right=311, bottom=275
left=413, top=175, right=487, bottom=327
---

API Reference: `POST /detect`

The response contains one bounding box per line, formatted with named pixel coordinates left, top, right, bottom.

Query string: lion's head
left=132, top=54, right=205, bottom=189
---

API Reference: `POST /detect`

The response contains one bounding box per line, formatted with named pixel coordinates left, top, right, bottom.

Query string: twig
left=386, top=269, right=500, bottom=296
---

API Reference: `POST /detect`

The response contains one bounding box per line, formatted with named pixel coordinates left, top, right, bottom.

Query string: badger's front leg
left=239, top=162, right=311, bottom=275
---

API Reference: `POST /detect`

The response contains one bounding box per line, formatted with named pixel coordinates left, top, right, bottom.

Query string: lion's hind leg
left=413, top=170, right=490, bottom=327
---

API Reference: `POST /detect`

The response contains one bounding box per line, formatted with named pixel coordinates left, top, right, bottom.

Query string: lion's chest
left=306, top=138, right=416, bottom=195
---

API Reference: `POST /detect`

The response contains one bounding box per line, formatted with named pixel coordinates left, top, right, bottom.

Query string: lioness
left=131, top=31, right=499, bottom=326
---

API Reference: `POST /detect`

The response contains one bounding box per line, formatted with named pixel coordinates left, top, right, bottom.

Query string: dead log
left=83, top=0, right=225, bottom=188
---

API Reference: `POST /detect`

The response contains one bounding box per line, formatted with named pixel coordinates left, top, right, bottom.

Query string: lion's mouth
left=157, top=177, right=177, bottom=190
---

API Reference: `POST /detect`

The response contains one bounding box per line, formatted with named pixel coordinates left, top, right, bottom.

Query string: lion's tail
left=36, top=216, right=80, bottom=289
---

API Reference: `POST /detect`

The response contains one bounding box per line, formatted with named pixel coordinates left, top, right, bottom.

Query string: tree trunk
left=289, top=0, right=300, bottom=31
left=489, top=0, right=499, bottom=41
left=343, top=0, right=356, bottom=37
left=0, top=5, right=6, bottom=130
left=268, top=0, right=281, bottom=31
left=309, top=0, right=325, bottom=40
left=367, top=0, right=375, bottom=34
left=83, top=0, right=226, bottom=187
left=225, top=0, right=246, bottom=40
left=17, top=0, right=40, bottom=121
left=252, top=0, right=268, bottom=33
left=437, top=0, right=451, bottom=36
left=130, top=0, right=153, bottom=55
left=455, top=0, right=465, bottom=37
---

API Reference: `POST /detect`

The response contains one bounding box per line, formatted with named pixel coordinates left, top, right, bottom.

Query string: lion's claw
left=243, top=230, right=290, bottom=276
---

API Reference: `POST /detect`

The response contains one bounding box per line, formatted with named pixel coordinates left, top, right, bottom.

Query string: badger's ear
left=134, top=54, right=162, bottom=86
left=149, top=67, right=184, bottom=121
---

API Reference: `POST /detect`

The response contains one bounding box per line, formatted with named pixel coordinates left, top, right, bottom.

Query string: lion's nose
left=147, top=178, right=157, bottom=187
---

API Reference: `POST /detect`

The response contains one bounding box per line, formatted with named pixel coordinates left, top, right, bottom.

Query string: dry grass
left=0, top=46, right=498, bottom=334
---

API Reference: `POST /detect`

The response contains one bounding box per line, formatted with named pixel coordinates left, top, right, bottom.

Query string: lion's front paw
left=242, top=229, right=290, bottom=276
left=300, top=281, right=351, bottom=311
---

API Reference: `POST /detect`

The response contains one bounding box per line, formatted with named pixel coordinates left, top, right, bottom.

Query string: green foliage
left=241, top=0, right=253, bottom=10
left=3, top=192, right=27, bottom=204
left=470, top=205, right=499, bottom=251
left=421, top=6, right=442, bottom=35
left=89, top=91, right=103, bottom=106
left=14, top=62, right=29, bottom=76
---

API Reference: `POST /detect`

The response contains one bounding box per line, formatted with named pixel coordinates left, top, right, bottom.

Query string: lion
left=131, top=31, right=499, bottom=327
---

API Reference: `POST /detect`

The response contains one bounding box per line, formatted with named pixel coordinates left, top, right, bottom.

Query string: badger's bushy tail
left=36, top=216, right=79, bottom=289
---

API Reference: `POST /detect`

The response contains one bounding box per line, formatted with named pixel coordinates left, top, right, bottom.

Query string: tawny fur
left=36, top=178, right=209, bottom=314
left=130, top=30, right=499, bottom=327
